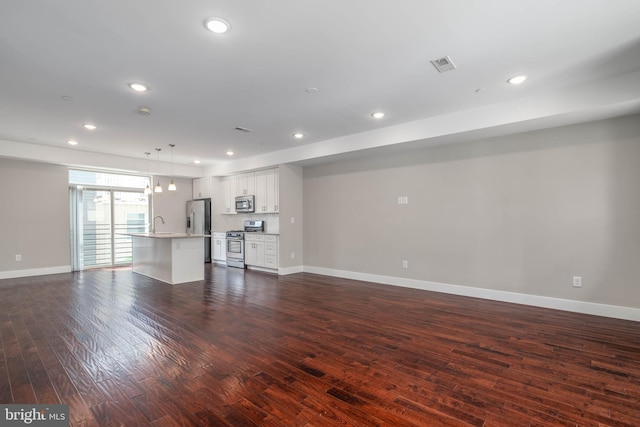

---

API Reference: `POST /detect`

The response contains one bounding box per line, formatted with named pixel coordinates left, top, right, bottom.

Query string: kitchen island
left=124, top=232, right=206, bottom=284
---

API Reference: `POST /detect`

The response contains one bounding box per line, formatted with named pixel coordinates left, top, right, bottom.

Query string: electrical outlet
left=402, top=260, right=408, bottom=268
left=402, top=196, right=408, bottom=204
left=572, top=276, right=582, bottom=288
left=290, top=252, right=295, bottom=259
left=15, top=254, right=22, bottom=262
left=290, top=217, right=295, bottom=224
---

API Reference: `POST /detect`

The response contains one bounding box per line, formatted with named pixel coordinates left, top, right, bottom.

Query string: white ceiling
left=1, top=1, right=640, bottom=176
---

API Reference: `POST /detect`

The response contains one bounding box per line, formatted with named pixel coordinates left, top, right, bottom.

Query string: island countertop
left=122, top=232, right=209, bottom=239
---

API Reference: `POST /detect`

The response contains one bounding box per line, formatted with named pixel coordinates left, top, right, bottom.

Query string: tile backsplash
left=213, top=213, right=279, bottom=234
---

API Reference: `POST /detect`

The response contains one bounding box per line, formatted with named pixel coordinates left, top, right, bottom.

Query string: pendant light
left=154, top=148, right=163, bottom=193
left=168, top=144, right=177, bottom=191
left=144, top=152, right=152, bottom=195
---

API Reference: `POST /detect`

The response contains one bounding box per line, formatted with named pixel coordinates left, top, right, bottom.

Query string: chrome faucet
left=152, top=215, right=165, bottom=233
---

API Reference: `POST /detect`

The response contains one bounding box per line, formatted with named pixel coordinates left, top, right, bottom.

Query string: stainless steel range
left=225, top=230, right=245, bottom=268
left=225, top=220, right=264, bottom=269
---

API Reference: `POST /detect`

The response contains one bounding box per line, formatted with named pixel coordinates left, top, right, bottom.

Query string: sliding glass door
left=113, top=191, right=148, bottom=264
left=77, top=189, right=149, bottom=268
left=69, top=170, right=151, bottom=270
left=81, top=189, right=113, bottom=268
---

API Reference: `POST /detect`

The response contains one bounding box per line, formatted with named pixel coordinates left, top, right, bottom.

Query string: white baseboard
left=303, top=266, right=640, bottom=322
left=0, top=265, right=72, bottom=280
left=246, top=265, right=279, bottom=274
left=278, top=265, right=304, bottom=276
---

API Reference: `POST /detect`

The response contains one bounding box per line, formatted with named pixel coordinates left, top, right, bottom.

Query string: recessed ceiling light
left=305, top=87, right=319, bottom=94
left=128, top=82, right=149, bottom=92
left=226, top=151, right=234, bottom=156
left=83, top=124, right=97, bottom=130
left=194, top=159, right=201, bottom=164
left=293, top=133, right=304, bottom=139
left=371, top=112, right=385, bottom=119
left=507, top=75, right=528, bottom=85
left=67, top=140, right=78, bottom=146
left=204, top=17, right=231, bottom=34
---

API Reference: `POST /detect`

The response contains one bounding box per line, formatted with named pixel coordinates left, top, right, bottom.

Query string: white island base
left=128, top=233, right=205, bottom=285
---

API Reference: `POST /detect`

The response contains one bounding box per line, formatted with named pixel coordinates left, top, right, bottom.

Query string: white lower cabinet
left=264, top=236, right=278, bottom=268
left=212, top=232, right=226, bottom=262
left=245, top=234, right=278, bottom=269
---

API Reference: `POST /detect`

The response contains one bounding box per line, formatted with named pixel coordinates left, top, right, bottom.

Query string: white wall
left=0, top=163, right=195, bottom=279
left=303, top=114, right=640, bottom=312
left=278, top=164, right=303, bottom=271
left=0, top=158, right=71, bottom=277
left=151, top=176, right=194, bottom=233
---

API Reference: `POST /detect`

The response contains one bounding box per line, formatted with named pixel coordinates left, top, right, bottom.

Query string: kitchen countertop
left=122, top=232, right=208, bottom=239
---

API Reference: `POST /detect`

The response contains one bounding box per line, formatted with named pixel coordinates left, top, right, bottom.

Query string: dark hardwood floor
left=1, top=266, right=639, bottom=426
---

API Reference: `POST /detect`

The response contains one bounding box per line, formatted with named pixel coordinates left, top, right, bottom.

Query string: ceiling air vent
left=430, top=56, right=456, bottom=73
left=234, top=126, right=253, bottom=133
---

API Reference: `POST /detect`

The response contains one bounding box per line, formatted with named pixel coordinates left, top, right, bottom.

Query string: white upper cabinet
left=220, top=175, right=236, bottom=214
left=217, top=167, right=279, bottom=214
left=255, top=168, right=279, bottom=213
left=235, top=172, right=255, bottom=196
left=192, top=177, right=211, bottom=199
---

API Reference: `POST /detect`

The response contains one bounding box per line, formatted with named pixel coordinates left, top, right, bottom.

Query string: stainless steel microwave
left=235, top=195, right=255, bottom=213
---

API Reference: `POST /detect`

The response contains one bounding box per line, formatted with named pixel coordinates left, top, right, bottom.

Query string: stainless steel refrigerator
left=186, top=198, right=211, bottom=263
